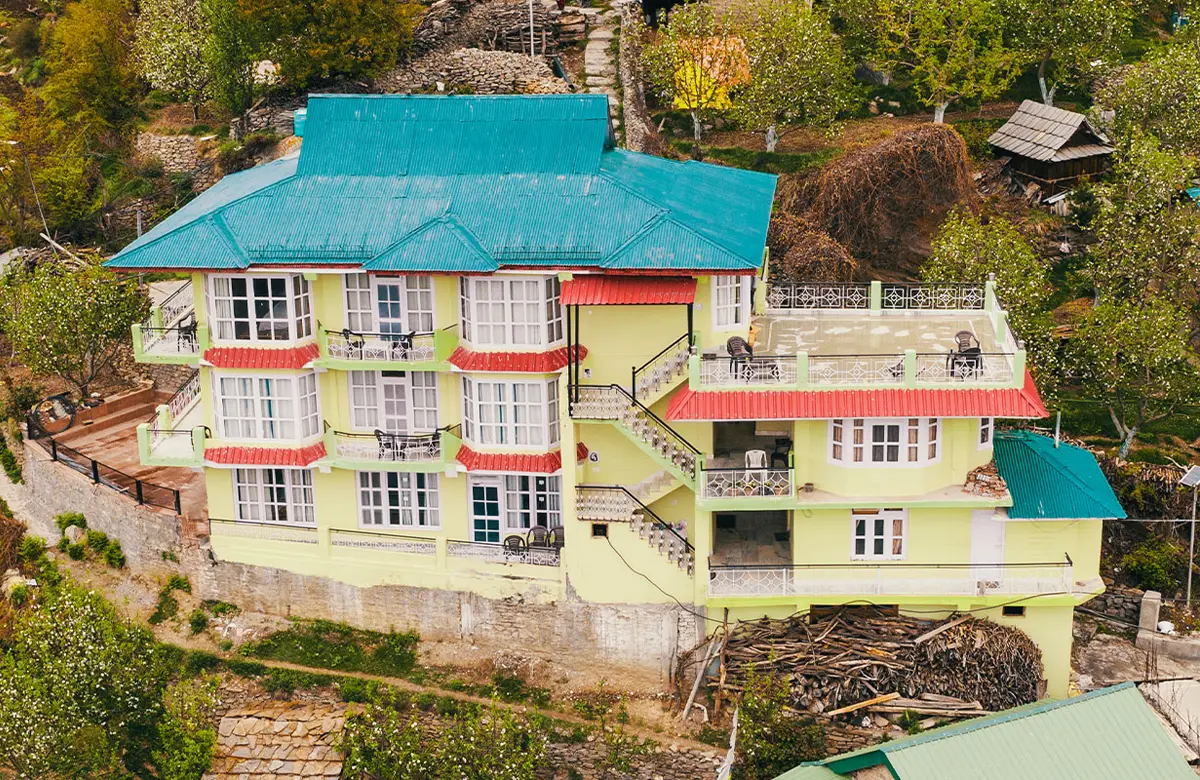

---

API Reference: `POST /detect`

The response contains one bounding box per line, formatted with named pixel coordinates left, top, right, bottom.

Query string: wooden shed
left=988, top=100, right=1114, bottom=186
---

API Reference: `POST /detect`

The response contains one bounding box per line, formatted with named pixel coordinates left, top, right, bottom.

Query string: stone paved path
left=581, top=7, right=622, bottom=131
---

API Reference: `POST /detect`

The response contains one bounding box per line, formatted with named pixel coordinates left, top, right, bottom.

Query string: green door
left=472, top=481, right=500, bottom=543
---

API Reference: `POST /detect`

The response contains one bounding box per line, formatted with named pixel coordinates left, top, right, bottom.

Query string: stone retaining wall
left=1086, top=585, right=1143, bottom=625
left=377, top=47, right=569, bottom=95
left=134, top=132, right=221, bottom=192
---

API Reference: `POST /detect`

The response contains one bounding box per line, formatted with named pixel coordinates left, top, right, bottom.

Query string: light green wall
left=575, top=303, right=691, bottom=388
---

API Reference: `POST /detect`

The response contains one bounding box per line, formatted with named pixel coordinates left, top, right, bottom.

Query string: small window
left=851, top=508, right=906, bottom=560
left=979, top=417, right=994, bottom=448
left=591, top=523, right=608, bottom=538
left=829, top=418, right=939, bottom=466
left=1002, top=605, right=1026, bottom=617
left=712, top=275, right=747, bottom=329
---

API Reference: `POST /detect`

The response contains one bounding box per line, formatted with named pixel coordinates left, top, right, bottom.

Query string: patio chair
left=550, top=526, right=565, bottom=550
left=177, top=316, right=198, bottom=352
left=726, top=336, right=753, bottom=380
left=374, top=429, right=398, bottom=461
left=947, top=346, right=984, bottom=379
left=528, top=526, right=551, bottom=547
left=503, top=535, right=527, bottom=556
left=954, top=330, right=980, bottom=351
left=771, top=439, right=791, bottom=469
left=744, top=450, right=769, bottom=469
left=341, top=329, right=365, bottom=359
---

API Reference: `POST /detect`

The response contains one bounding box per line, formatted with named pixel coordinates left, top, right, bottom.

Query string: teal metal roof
left=777, top=684, right=1193, bottom=780
left=107, top=94, right=776, bottom=273
left=993, top=430, right=1126, bottom=520
left=771, top=765, right=842, bottom=780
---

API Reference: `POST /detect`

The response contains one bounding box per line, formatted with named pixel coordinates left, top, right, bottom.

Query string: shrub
left=166, top=574, right=192, bottom=594
left=733, top=667, right=827, bottom=780
left=17, top=535, right=46, bottom=564
left=183, top=651, right=223, bottom=676
left=226, top=659, right=267, bottom=677
left=188, top=610, right=209, bottom=635
left=85, top=530, right=109, bottom=551
left=1122, top=536, right=1186, bottom=593
left=240, top=619, right=419, bottom=677
left=57, top=537, right=69, bottom=552
left=55, top=512, right=86, bottom=533
left=66, top=542, right=85, bottom=561
left=261, top=668, right=333, bottom=696
left=203, top=600, right=239, bottom=617
left=103, top=541, right=125, bottom=569
left=161, top=550, right=179, bottom=563
left=0, top=440, right=22, bottom=484
left=8, top=18, right=41, bottom=61
left=149, top=593, right=178, bottom=625
left=338, top=677, right=381, bottom=703
left=152, top=676, right=220, bottom=780
left=951, top=117, right=1004, bottom=160
left=9, top=583, right=29, bottom=606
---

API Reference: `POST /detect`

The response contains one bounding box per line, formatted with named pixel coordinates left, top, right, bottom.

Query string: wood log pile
left=701, top=608, right=1043, bottom=717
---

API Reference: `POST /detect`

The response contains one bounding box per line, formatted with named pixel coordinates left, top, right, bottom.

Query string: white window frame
left=461, top=377, right=559, bottom=449
left=712, top=275, right=750, bottom=331
left=459, top=275, right=564, bottom=348
left=209, top=274, right=313, bottom=343
left=979, top=417, right=994, bottom=449
left=213, top=371, right=322, bottom=441
left=851, top=508, right=907, bottom=560
left=468, top=474, right=562, bottom=542
left=347, top=371, right=439, bottom=433
left=828, top=418, right=941, bottom=467
left=234, top=468, right=315, bottom=525
left=356, top=470, right=440, bottom=529
left=342, top=273, right=437, bottom=334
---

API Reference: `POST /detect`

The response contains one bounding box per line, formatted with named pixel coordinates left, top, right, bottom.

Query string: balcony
left=137, top=372, right=207, bottom=466
left=316, top=326, right=457, bottom=370
left=323, top=425, right=461, bottom=471
left=132, top=281, right=202, bottom=365
left=696, top=280, right=1026, bottom=390
left=446, top=539, right=561, bottom=567
left=701, top=467, right=793, bottom=502
left=707, top=557, right=1077, bottom=599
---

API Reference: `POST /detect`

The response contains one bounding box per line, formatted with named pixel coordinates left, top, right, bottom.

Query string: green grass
left=670, top=141, right=838, bottom=174
left=239, top=618, right=420, bottom=678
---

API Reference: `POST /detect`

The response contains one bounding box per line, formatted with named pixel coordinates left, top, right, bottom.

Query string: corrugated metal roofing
left=665, top=371, right=1048, bottom=421
left=448, top=344, right=586, bottom=373
left=107, top=95, right=776, bottom=274
left=988, top=100, right=1114, bottom=162
left=993, top=430, right=1126, bottom=520
left=771, top=766, right=842, bottom=780
left=560, top=275, right=696, bottom=305
left=204, top=343, right=320, bottom=370
left=576, top=441, right=589, bottom=462
left=816, top=683, right=1194, bottom=780
left=205, top=442, right=327, bottom=467
left=455, top=446, right=563, bottom=473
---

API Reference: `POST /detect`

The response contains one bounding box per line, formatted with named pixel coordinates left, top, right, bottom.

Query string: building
left=108, top=93, right=1122, bottom=694
left=988, top=99, right=1114, bottom=186
left=773, top=682, right=1196, bottom=780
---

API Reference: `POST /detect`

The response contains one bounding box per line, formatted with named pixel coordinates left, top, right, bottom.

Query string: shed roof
left=993, top=430, right=1126, bottom=520
left=988, top=100, right=1114, bottom=162
left=777, top=684, right=1194, bottom=780
left=107, top=95, right=776, bottom=274
left=560, top=275, right=697, bottom=305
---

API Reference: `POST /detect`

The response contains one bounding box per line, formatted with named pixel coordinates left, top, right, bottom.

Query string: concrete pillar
left=1139, top=590, right=1163, bottom=633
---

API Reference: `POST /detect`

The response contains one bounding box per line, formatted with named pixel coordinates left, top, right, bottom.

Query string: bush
left=103, top=541, right=125, bottom=569
left=952, top=117, right=1005, bottom=160
left=733, top=668, right=827, bottom=779
left=55, top=512, right=86, bottom=533
left=66, top=542, right=85, bottom=561
left=188, top=610, right=209, bottom=635
left=166, top=574, right=192, bottom=594
left=8, top=18, right=41, bottom=61
left=240, top=619, right=419, bottom=678
left=1122, top=536, right=1187, bottom=593
left=203, top=600, right=239, bottom=617
left=149, top=593, right=179, bottom=625
left=85, top=529, right=109, bottom=551
left=0, top=440, right=22, bottom=484
left=338, top=677, right=382, bottom=703
left=183, top=651, right=223, bottom=676
left=261, top=668, right=333, bottom=695
left=17, top=535, right=46, bottom=564
left=152, top=676, right=220, bottom=780
left=226, top=658, right=267, bottom=677
left=9, top=582, right=29, bottom=606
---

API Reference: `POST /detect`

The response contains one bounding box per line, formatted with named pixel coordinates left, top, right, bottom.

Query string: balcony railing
left=766, top=283, right=870, bottom=310
left=807, top=354, right=904, bottom=386
left=692, top=350, right=1020, bottom=389
left=330, top=429, right=444, bottom=463
left=330, top=528, right=437, bottom=555
left=320, top=325, right=458, bottom=367
left=208, top=518, right=319, bottom=545
left=140, top=374, right=207, bottom=465
left=158, top=281, right=194, bottom=326
left=913, top=352, right=1016, bottom=385
left=138, top=323, right=201, bottom=358
left=166, top=371, right=202, bottom=420
left=446, top=539, right=561, bottom=567
left=701, top=467, right=793, bottom=499
left=699, top=355, right=798, bottom=386
left=766, top=281, right=986, bottom=312
left=707, top=558, right=1074, bottom=598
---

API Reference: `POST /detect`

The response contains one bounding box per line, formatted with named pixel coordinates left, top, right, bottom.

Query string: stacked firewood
left=706, top=608, right=1043, bottom=716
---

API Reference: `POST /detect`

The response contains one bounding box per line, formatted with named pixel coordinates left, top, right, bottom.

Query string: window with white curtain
left=344, top=273, right=374, bottom=331
left=234, top=468, right=315, bottom=525
left=459, top=276, right=563, bottom=348
left=342, top=273, right=436, bottom=333
left=215, top=372, right=321, bottom=441
left=828, top=418, right=940, bottom=466
left=712, top=275, right=748, bottom=329
left=852, top=508, right=906, bottom=559
left=357, top=471, right=440, bottom=528
left=979, top=418, right=994, bottom=448
left=468, top=474, right=562, bottom=541
left=210, top=275, right=312, bottom=342
left=348, top=371, right=439, bottom=433
left=461, top=377, right=559, bottom=447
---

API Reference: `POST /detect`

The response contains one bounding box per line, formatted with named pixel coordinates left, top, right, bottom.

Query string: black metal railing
left=576, top=484, right=694, bottom=552
left=632, top=332, right=692, bottom=401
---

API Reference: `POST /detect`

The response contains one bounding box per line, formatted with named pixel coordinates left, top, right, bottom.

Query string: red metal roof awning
left=449, top=345, right=586, bottom=373
left=205, top=442, right=327, bottom=467
left=665, top=371, right=1049, bottom=421
left=456, top=446, right=563, bottom=473
left=205, top=343, right=320, bottom=370
left=560, top=275, right=696, bottom=305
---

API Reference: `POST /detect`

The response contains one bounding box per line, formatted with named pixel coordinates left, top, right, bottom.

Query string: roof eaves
left=602, top=215, right=760, bottom=271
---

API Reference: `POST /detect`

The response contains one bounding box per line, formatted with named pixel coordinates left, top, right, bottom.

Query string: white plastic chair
left=744, top=450, right=768, bottom=468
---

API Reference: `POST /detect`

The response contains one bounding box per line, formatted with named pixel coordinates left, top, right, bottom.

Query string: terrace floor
left=753, top=311, right=1004, bottom=357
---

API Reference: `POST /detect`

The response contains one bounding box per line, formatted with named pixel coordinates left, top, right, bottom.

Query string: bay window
left=828, top=418, right=940, bottom=465
left=343, top=273, right=435, bottom=333
left=712, top=275, right=749, bottom=330
left=234, top=468, right=315, bottom=525
left=215, top=372, right=321, bottom=441
left=852, top=508, right=906, bottom=559
left=461, top=377, right=559, bottom=448
left=469, top=474, right=561, bottom=543
left=348, top=371, right=439, bottom=432
left=459, top=276, right=563, bottom=348
left=357, top=471, right=440, bottom=529
left=210, top=274, right=312, bottom=342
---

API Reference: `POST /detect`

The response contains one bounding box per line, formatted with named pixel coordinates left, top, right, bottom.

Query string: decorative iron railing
left=766, top=283, right=870, bottom=310
left=701, top=467, right=793, bottom=499
left=765, top=282, right=986, bottom=311
left=331, top=429, right=444, bottom=462
left=166, top=371, right=201, bottom=420
left=575, top=485, right=694, bottom=572
left=807, top=354, right=905, bottom=385
left=707, top=559, right=1074, bottom=598
left=140, top=324, right=200, bottom=356
left=208, top=518, right=318, bottom=544
left=880, top=283, right=984, bottom=310
left=571, top=385, right=699, bottom=480
left=699, top=355, right=798, bottom=386
left=325, top=329, right=437, bottom=363
left=158, top=282, right=194, bottom=326
left=632, top=333, right=692, bottom=401
left=330, top=528, right=437, bottom=555
left=913, top=352, right=1015, bottom=384
left=446, top=539, right=561, bottom=567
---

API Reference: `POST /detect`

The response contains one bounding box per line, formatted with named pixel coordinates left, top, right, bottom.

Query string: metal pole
left=1054, top=411, right=1061, bottom=448
left=528, top=0, right=536, bottom=57
left=1189, top=485, right=1198, bottom=608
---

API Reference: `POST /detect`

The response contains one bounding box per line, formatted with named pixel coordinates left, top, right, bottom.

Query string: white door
left=380, top=372, right=409, bottom=433
left=970, top=510, right=1005, bottom=581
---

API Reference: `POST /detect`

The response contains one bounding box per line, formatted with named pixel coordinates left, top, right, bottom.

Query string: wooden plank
left=825, top=692, right=900, bottom=717
left=913, top=615, right=971, bottom=645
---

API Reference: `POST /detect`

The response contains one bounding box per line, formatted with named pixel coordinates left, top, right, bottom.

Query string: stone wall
left=412, top=0, right=582, bottom=58
left=20, top=439, right=184, bottom=572
left=377, top=47, right=570, bottom=95
left=1086, top=585, right=1143, bottom=626
left=617, top=0, right=655, bottom=153
left=194, top=556, right=703, bottom=679
left=134, top=132, right=221, bottom=192
left=231, top=107, right=296, bottom=141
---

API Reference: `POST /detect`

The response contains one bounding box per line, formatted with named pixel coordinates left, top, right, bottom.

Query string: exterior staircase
left=576, top=485, right=694, bottom=574
left=631, top=469, right=681, bottom=504
left=631, top=333, right=692, bottom=407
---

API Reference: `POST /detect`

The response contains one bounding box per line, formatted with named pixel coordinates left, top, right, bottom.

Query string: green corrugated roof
left=771, top=766, right=842, bottom=780
left=107, top=94, right=776, bottom=273
left=993, top=430, right=1126, bottom=520
left=776, top=684, right=1192, bottom=780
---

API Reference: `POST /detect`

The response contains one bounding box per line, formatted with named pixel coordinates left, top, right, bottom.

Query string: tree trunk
left=192, top=102, right=200, bottom=122
left=1118, top=425, right=1139, bottom=459
left=1037, top=56, right=1056, bottom=106
left=765, top=125, right=778, bottom=153
left=932, top=102, right=949, bottom=123
left=690, top=110, right=702, bottom=142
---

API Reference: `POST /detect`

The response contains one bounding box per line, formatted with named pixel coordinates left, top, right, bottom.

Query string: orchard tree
left=40, top=0, right=139, bottom=129
left=730, top=0, right=858, bottom=151
left=1069, top=297, right=1200, bottom=458
left=202, top=0, right=263, bottom=115
left=1001, top=0, right=1133, bottom=105
left=1096, top=38, right=1200, bottom=154
left=0, top=261, right=149, bottom=396
left=639, top=3, right=750, bottom=140
left=135, top=0, right=213, bottom=120
left=875, top=0, right=1018, bottom=123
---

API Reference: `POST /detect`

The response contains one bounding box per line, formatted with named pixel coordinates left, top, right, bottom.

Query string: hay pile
left=767, top=212, right=857, bottom=284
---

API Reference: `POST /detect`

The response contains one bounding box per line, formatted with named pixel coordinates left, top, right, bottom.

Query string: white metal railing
left=634, top=336, right=692, bottom=400
left=325, top=330, right=437, bottom=363
left=914, top=353, right=1015, bottom=385
left=167, top=372, right=201, bottom=421
left=209, top=519, right=319, bottom=545
left=572, top=385, right=626, bottom=420
left=699, top=356, right=798, bottom=386
left=576, top=488, right=638, bottom=521
left=159, top=282, right=194, bottom=326
left=707, top=561, right=1074, bottom=598
left=702, top=468, right=793, bottom=499
left=446, top=539, right=561, bottom=567
left=766, top=283, right=870, bottom=310
left=330, top=528, right=437, bottom=555
left=880, top=283, right=984, bottom=310
left=331, top=431, right=442, bottom=462
left=141, top=325, right=200, bottom=356
left=807, top=354, right=904, bottom=385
